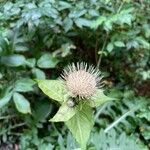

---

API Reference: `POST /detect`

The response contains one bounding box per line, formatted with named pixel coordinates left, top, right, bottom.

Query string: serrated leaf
left=91, top=129, right=142, bottom=150
left=37, top=80, right=68, bottom=102
left=88, top=90, right=113, bottom=107
left=66, top=104, right=94, bottom=150
left=13, top=92, right=31, bottom=114
left=50, top=102, right=76, bottom=122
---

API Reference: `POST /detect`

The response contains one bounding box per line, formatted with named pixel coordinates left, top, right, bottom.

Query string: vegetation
left=0, top=0, right=150, bottom=149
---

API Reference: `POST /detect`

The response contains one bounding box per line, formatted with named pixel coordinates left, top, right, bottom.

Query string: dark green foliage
left=0, top=0, right=150, bottom=149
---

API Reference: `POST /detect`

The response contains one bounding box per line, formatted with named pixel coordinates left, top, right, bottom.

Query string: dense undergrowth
left=0, top=0, right=150, bottom=149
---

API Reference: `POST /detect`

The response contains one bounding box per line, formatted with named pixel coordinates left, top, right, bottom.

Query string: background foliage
left=0, top=0, right=150, bottom=149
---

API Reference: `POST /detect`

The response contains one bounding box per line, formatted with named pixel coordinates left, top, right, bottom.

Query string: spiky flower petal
left=60, top=62, right=102, bottom=99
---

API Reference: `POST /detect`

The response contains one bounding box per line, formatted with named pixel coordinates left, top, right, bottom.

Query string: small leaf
left=106, top=43, right=114, bottom=52
left=88, top=9, right=99, bottom=17
left=32, top=68, right=46, bottom=79
left=0, top=92, right=12, bottom=108
left=63, top=17, right=73, bottom=32
left=75, top=18, right=92, bottom=28
left=37, top=54, right=59, bottom=68
left=50, top=102, right=77, bottom=122
left=88, top=90, right=113, bottom=107
left=91, top=16, right=106, bottom=29
left=37, top=80, right=68, bottom=102
left=13, top=92, right=31, bottom=114
left=114, top=41, right=125, bottom=47
left=25, top=58, right=36, bottom=68
left=58, top=1, right=72, bottom=10
left=66, top=104, right=94, bottom=150
left=15, top=45, right=28, bottom=52
left=14, top=78, right=35, bottom=92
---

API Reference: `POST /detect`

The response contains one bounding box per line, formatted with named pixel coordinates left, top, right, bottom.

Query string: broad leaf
left=14, top=78, right=35, bottom=92
left=37, top=80, right=68, bottom=102
left=13, top=92, right=31, bottom=114
left=66, top=104, right=94, bottom=150
left=88, top=89, right=113, bottom=107
left=50, top=102, right=76, bottom=122
left=0, top=54, right=26, bottom=67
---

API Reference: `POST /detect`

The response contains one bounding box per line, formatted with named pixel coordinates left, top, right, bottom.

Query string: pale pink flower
left=61, top=62, right=103, bottom=99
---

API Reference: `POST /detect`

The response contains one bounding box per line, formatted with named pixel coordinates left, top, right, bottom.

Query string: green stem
left=0, top=123, right=25, bottom=135
left=97, top=33, right=108, bottom=68
left=0, top=115, right=15, bottom=120
left=117, top=1, right=125, bottom=13
left=104, top=110, right=133, bottom=133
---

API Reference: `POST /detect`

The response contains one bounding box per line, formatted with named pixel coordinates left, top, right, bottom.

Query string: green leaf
left=25, top=58, right=36, bottom=68
left=0, top=54, right=26, bottom=67
left=59, top=1, right=72, bottom=10
left=58, top=43, right=75, bottom=57
left=91, top=16, right=106, bottom=29
left=141, top=126, right=150, bottom=140
left=75, top=18, right=92, bottom=28
left=0, top=92, right=12, bottom=108
left=106, top=43, right=114, bottom=52
left=50, top=102, right=77, bottom=122
left=33, top=100, right=52, bottom=123
left=114, top=41, right=125, bottom=47
left=138, top=106, right=150, bottom=121
left=63, top=17, right=73, bottom=32
left=13, top=92, right=31, bottom=114
left=32, top=68, right=46, bottom=79
left=66, top=104, right=94, bottom=150
left=37, top=54, right=59, bottom=68
left=15, top=45, right=28, bottom=52
left=14, top=78, right=35, bottom=92
left=0, top=73, right=3, bottom=79
left=88, top=90, right=113, bottom=107
left=91, top=129, right=142, bottom=150
left=37, top=80, right=68, bottom=102
left=88, top=9, right=99, bottom=17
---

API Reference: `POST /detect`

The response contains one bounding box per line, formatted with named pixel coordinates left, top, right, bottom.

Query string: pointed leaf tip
left=37, top=80, right=68, bottom=102
left=89, top=89, right=114, bottom=107
left=66, top=104, right=94, bottom=149
left=50, top=102, right=77, bottom=122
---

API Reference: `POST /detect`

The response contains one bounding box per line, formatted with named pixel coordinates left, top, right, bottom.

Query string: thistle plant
left=37, top=62, right=113, bottom=150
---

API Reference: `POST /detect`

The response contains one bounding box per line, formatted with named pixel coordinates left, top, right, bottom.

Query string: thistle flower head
left=60, top=62, right=102, bottom=99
